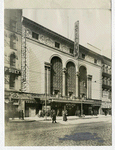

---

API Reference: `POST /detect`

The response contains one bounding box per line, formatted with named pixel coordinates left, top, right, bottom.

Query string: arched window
left=66, top=62, right=76, bottom=96
left=10, top=53, right=16, bottom=67
left=79, top=66, right=87, bottom=98
left=51, top=57, right=62, bottom=95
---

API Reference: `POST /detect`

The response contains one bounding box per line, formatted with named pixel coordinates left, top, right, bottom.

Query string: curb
left=8, top=115, right=111, bottom=123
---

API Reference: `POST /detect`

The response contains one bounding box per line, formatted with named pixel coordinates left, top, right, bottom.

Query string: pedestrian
left=91, top=110, right=93, bottom=116
left=63, top=110, right=67, bottom=121
left=75, top=110, right=80, bottom=117
left=51, top=110, right=57, bottom=123
left=105, top=110, right=107, bottom=116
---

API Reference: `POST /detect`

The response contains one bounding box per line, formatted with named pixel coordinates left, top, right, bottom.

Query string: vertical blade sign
left=74, top=21, right=79, bottom=58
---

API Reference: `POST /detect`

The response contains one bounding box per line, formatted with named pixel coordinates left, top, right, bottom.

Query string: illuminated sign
left=74, top=21, right=79, bottom=57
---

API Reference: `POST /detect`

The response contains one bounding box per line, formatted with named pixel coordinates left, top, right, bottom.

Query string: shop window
left=70, top=48, right=74, bottom=54
left=10, top=74, right=15, bottom=88
left=10, top=53, right=16, bottom=67
left=32, top=32, right=39, bottom=40
left=82, top=53, right=85, bottom=59
left=55, top=42, right=60, bottom=48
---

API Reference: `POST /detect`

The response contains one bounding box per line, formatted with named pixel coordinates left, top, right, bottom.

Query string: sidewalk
left=9, top=115, right=112, bottom=124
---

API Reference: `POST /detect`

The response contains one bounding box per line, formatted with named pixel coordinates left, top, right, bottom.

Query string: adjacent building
left=101, top=56, right=112, bottom=115
left=4, top=9, right=22, bottom=115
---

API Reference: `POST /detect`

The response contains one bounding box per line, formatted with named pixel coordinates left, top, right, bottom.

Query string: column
left=62, top=68, right=66, bottom=97
left=44, top=62, right=51, bottom=95
left=76, top=72, right=79, bottom=98
left=45, top=66, right=47, bottom=95
left=87, top=75, right=92, bottom=99
left=48, top=67, right=51, bottom=95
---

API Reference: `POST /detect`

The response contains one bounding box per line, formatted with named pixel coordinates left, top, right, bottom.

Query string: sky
left=23, top=9, right=111, bottom=58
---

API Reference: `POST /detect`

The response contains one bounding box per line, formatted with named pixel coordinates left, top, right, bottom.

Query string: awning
left=49, top=99, right=93, bottom=104
left=49, top=98, right=102, bottom=105
left=92, top=104, right=101, bottom=107
left=25, top=100, right=37, bottom=103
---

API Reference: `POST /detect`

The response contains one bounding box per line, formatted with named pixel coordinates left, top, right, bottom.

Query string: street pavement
left=5, top=115, right=112, bottom=146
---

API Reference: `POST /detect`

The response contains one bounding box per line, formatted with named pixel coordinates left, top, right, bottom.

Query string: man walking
left=51, top=110, right=57, bottom=123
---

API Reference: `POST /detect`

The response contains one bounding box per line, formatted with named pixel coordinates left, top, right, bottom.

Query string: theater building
left=4, top=10, right=111, bottom=117
left=21, top=17, right=102, bottom=117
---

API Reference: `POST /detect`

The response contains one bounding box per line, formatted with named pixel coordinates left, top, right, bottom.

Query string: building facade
left=101, top=56, right=111, bottom=115
left=4, top=10, right=112, bottom=118
left=4, top=9, right=22, bottom=116
left=20, top=17, right=103, bottom=117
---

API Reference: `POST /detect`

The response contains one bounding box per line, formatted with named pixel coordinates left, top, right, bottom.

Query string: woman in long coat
left=51, top=110, right=57, bottom=123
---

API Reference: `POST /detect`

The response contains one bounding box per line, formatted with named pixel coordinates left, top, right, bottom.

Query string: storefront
left=101, top=101, right=111, bottom=115
left=48, top=98, right=102, bottom=116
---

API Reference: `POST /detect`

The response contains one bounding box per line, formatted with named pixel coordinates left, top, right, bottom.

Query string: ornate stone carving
left=87, top=74, right=92, bottom=79
left=76, top=71, right=80, bottom=77
left=26, top=28, right=32, bottom=38
left=63, top=68, right=67, bottom=73
left=45, top=38, right=53, bottom=47
left=62, top=45, right=67, bottom=52
left=39, top=34, right=45, bottom=43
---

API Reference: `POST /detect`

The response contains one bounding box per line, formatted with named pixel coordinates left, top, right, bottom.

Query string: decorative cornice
left=87, top=75, right=92, bottom=79
left=63, top=68, right=67, bottom=73
left=44, top=62, right=51, bottom=68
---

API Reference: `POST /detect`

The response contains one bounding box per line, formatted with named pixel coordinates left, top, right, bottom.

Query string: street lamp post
left=45, top=93, right=47, bottom=120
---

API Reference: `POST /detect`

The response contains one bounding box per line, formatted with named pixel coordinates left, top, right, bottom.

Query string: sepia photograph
left=4, top=1, right=112, bottom=147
